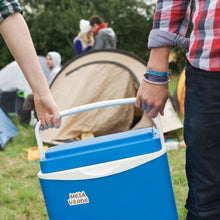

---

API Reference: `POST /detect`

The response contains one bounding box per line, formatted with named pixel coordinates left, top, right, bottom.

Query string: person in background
left=73, top=19, right=94, bottom=56
left=46, top=51, right=62, bottom=86
left=89, top=15, right=116, bottom=50
left=135, top=0, right=220, bottom=219
left=22, top=51, right=62, bottom=124
left=0, top=0, right=61, bottom=130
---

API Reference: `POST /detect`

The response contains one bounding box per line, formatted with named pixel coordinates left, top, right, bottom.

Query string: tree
left=0, top=0, right=155, bottom=69
left=0, top=36, right=14, bottom=69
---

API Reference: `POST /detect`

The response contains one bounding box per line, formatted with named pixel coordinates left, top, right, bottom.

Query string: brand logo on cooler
left=68, top=191, right=89, bottom=206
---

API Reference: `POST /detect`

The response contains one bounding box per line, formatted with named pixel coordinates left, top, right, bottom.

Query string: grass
left=168, top=149, right=188, bottom=219
left=0, top=77, right=188, bottom=219
left=0, top=121, right=48, bottom=220
left=169, top=74, right=179, bottom=96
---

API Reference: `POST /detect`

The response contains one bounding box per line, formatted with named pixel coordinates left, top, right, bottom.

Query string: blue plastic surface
left=40, top=128, right=161, bottom=173
left=39, top=154, right=178, bottom=220
left=39, top=127, right=178, bottom=220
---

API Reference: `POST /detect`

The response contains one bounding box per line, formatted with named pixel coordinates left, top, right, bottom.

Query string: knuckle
left=155, top=100, right=163, bottom=109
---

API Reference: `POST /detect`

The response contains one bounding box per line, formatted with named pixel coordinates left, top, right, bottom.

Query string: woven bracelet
left=143, top=73, right=170, bottom=85
left=146, top=68, right=170, bottom=77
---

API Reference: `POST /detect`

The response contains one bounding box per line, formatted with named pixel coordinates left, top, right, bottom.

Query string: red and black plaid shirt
left=148, top=0, right=220, bottom=71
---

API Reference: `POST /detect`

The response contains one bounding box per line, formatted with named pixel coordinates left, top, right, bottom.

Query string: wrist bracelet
left=146, top=68, right=170, bottom=77
left=143, top=73, right=170, bottom=85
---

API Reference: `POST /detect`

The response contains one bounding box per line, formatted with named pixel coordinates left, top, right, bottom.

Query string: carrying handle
left=35, top=98, right=165, bottom=159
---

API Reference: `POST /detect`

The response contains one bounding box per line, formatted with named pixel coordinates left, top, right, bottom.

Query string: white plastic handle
left=35, top=98, right=165, bottom=159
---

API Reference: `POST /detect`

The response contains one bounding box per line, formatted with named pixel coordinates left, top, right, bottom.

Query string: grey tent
left=0, top=56, right=49, bottom=115
left=0, top=56, right=49, bottom=96
left=41, top=49, right=183, bottom=144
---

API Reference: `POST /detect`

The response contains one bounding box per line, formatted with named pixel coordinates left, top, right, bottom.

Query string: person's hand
left=33, top=92, right=61, bottom=130
left=135, top=79, right=169, bottom=118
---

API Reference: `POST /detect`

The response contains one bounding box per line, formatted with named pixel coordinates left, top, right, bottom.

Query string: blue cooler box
left=36, top=99, right=178, bottom=220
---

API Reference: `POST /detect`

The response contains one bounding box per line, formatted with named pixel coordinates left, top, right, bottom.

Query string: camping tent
left=0, top=107, right=17, bottom=150
left=0, top=56, right=49, bottom=96
left=0, top=56, right=50, bottom=115
left=41, top=49, right=183, bottom=145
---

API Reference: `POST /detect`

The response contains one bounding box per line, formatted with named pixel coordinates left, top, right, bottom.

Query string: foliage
left=0, top=0, right=195, bottom=78
left=0, top=0, right=155, bottom=68
left=0, top=35, right=14, bottom=69
left=169, top=48, right=187, bottom=75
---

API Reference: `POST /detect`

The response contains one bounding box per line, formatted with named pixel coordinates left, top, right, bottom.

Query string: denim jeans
left=184, top=61, right=220, bottom=219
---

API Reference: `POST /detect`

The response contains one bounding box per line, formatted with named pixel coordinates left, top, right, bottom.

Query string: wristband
left=146, top=68, right=170, bottom=77
left=143, top=73, right=170, bottom=85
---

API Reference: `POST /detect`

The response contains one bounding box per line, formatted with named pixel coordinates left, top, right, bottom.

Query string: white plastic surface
left=38, top=147, right=166, bottom=180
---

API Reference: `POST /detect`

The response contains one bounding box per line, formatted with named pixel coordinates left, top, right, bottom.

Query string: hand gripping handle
left=35, top=98, right=165, bottom=159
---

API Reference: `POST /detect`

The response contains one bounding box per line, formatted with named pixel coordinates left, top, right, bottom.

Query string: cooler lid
left=40, top=127, right=161, bottom=173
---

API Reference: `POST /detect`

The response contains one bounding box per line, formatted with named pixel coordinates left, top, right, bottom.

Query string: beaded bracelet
left=143, top=73, right=170, bottom=85
left=146, top=68, right=170, bottom=77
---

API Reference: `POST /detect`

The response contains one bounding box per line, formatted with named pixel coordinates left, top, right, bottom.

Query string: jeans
left=184, top=61, right=220, bottom=219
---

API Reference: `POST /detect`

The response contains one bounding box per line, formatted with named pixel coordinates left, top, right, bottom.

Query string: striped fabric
left=148, top=0, right=220, bottom=71
left=0, top=0, right=21, bottom=23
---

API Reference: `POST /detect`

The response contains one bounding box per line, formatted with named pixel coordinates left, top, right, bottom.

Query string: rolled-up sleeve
left=0, top=0, right=21, bottom=23
left=148, top=0, right=191, bottom=49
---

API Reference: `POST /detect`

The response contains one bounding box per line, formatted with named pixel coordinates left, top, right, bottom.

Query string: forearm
left=135, top=47, right=171, bottom=118
left=147, top=47, right=172, bottom=72
left=135, top=0, right=190, bottom=118
left=0, top=12, right=49, bottom=95
left=74, top=40, right=83, bottom=55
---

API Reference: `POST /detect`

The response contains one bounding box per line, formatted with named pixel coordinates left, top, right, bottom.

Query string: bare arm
left=135, top=0, right=191, bottom=118
left=0, top=12, right=61, bottom=129
left=135, top=47, right=171, bottom=118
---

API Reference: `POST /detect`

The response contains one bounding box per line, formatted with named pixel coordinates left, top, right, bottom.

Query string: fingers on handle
left=45, top=113, right=53, bottom=128
left=136, top=96, right=162, bottom=118
left=51, top=112, right=61, bottom=129
left=159, top=101, right=166, bottom=116
left=39, top=113, right=61, bottom=131
left=135, top=96, right=142, bottom=108
left=148, top=101, right=166, bottom=118
left=39, top=117, right=48, bottom=131
left=148, top=106, right=159, bottom=118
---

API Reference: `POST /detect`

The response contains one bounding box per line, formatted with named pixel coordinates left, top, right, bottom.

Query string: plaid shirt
left=0, top=0, right=21, bottom=23
left=148, top=0, right=220, bottom=71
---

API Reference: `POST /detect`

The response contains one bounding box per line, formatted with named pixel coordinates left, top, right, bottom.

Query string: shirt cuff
left=148, top=29, right=190, bottom=50
left=0, top=0, right=22, bottom=23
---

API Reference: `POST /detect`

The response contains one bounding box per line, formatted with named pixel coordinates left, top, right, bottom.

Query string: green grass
left=168, top=149, right=188, bottom=219
left=0, top=120, right=48, bottom=220
left=169, top=74, right=179, bottom=96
